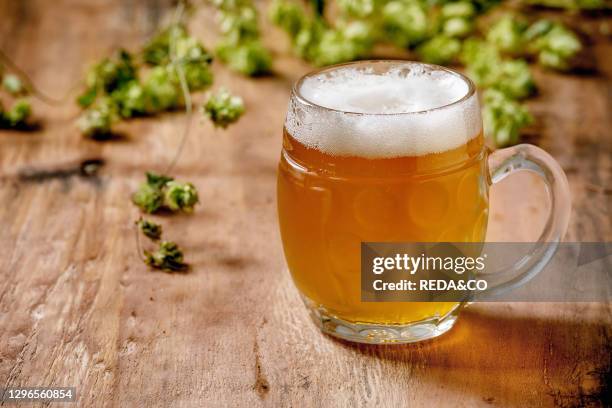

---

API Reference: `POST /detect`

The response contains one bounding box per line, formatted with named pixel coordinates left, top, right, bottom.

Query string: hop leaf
left=144, top=241, right=188, bottom=272
left=146, top=172, right=174, bottom=189
left=203, top=88, right=245, bottom=128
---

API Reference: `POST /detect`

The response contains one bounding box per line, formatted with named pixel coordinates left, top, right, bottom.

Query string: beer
left=277, top=61, right=488, bottom=339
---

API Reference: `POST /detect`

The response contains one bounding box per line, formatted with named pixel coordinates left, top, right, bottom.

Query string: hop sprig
left=135, top=217, right=189, bottom=272
left=132, top=172, right=199, bottom=214
left=75, top=25, right=215, bottom=136
left=203, top=88, right=245, bottom=128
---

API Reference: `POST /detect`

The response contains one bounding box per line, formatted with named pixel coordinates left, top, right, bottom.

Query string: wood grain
left=0, top=1, right=610, bottom=407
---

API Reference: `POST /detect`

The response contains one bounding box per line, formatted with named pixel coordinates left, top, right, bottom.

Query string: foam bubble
left=285, top=62, right=482, bottom=158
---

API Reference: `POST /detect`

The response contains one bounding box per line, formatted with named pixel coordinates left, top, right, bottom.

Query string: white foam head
left=285, top=61, right=482, bottom=158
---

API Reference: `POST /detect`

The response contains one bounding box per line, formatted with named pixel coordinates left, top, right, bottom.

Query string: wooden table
left=1, top=1, right=610, bottom=406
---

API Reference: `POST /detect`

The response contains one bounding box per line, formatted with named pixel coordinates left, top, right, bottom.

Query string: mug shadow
left=330, top=306, right=611, bottom=407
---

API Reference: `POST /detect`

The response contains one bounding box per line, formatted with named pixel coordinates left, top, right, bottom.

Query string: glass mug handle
left=477, top=144, right=572, bottom=298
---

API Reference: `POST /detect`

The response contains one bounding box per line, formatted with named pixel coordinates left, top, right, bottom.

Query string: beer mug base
left=302, top=296, right=463, bottom=344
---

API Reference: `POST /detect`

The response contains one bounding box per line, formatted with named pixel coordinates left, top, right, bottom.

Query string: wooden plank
left=0, top=1, right=610, bottom=407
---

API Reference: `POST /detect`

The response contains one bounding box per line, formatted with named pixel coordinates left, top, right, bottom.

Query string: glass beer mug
left=277, top=61, right=570, bottom=344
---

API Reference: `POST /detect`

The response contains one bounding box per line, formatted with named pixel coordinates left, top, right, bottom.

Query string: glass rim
left=292, top=60, right=477, bottom=116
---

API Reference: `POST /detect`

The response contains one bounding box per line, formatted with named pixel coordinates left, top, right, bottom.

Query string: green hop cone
left=132, top=172, right=180, bottom=214
left=163, top=181, right=199, bottom=213
left=483, top=89, right=533, bottom=147
left=2, top=74, right=24, bottom=95
left=174, top=36, right=215, bottom=89
left=144, top=241, right=188, bottom=272
left=313, top=21, right=374, bottom=66
left=5, top=99, right=32, bottom=126
left=441, top=1, right=476, bottom=19
left=133, top=182, right=164, bottom=214
left=443, top=17, right=473, bottom=38
left=269, top=0, right=306, bottom=38
left=382, top=0, right=428, bottom=47
left=136, top=218, right=163, bottom=240
left=133, top=172, right=199, bottom=214
left=111, top=80, right=147, bottom=118
left=77, top=97, right=118, bottom=137
left=417, top=35, right=461, bottom=65
left=495, top=60, right=536, bottom=99
left=338, top=0, right=378, bottom=17
left=216, top=40, right=272, bottom=76
left=143, top=66, right=181, bottom=113
left=204, top=88, right=245, bottom=128
left=143, top=25, right=188, bottom=66
left=486, top=15, right=527, bottom=55
left=535, top=24, right=581, bottom=71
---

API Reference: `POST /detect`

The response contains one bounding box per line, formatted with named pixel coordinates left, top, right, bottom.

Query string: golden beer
left=277, top=61, right=488, bottom=341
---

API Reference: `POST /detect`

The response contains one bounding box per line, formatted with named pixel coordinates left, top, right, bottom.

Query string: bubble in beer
left=286, top=62, right=482, bottom=158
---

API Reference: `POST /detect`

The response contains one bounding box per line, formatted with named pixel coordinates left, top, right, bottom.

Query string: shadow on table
left=331, top=307, right=611, bottom=407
